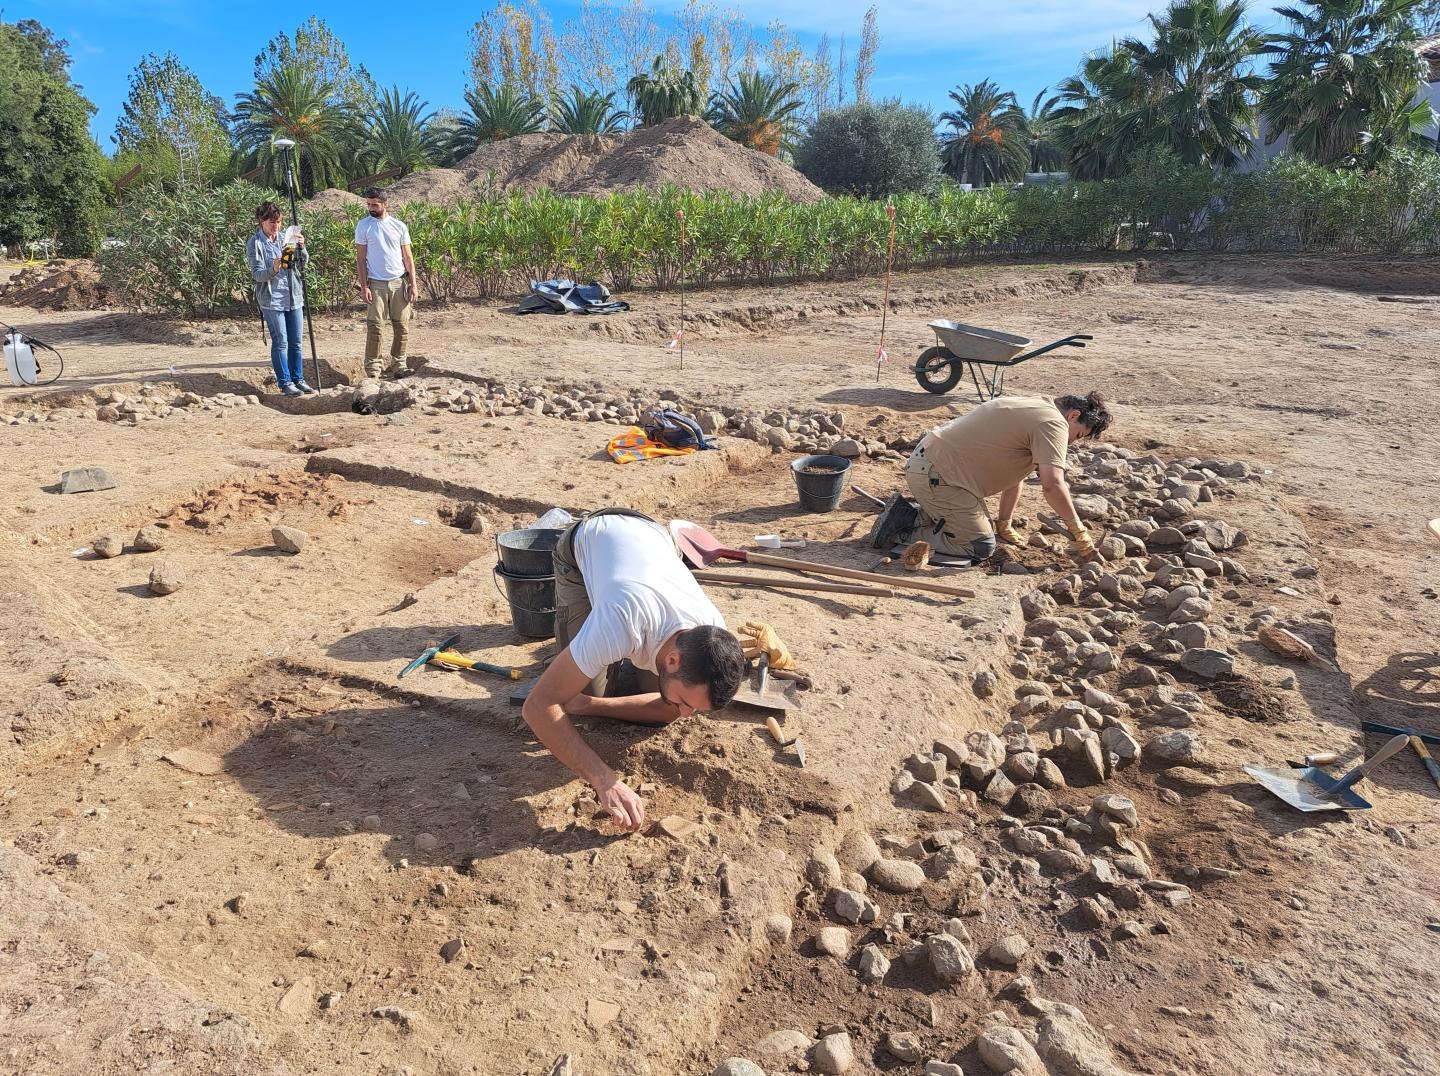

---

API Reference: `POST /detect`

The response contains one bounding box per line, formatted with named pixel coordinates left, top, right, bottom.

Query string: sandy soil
left=1, top=255, right=1438, bottom=1075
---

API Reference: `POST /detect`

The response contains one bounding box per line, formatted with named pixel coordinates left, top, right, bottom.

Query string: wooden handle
left=692, top=569, right=890, bottom=597
left=1336, top=734, right=1410, bottom=791
left=745, top=550, right=976, bottom=599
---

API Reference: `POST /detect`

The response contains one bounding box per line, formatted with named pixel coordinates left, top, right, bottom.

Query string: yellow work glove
left=737, top=621, right=796, bottom=671
left=1067, top=522, right=1098, bottom=562
left=995, top=518, right=1023, bottom=546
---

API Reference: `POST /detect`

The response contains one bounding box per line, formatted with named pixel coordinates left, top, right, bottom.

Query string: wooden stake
left=876, top=202, right=896, bottom=382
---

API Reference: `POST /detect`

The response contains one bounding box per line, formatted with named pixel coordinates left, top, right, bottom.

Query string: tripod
left=276, top=140, right=323, bottom=389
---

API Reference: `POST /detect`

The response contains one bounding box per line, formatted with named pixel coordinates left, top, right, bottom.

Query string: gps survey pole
left=273, top=137, right=323, bottom=389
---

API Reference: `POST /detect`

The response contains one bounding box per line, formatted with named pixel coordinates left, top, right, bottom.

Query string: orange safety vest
left=606, top=426, right=698, bottom=464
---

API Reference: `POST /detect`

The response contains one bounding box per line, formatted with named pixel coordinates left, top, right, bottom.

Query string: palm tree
left=552, top=87, right=628, bottom=134
left=707, top=71, right=804, bottom=155
left=627, top=57, right=703, bottom=127
left=1021, top=88, right=1066, bottom=173
left=449, top=84, right=546, bottom=158
left=1054, top=49, right=1146, bottom=179
left=353, top=87, right=438, bottom=178
left=1123, top=0, right=1267, bottom=168
left=938, top=80, right=1030, bottom=186
left=1261, top=0, right=1434, bottom=166
left=233, top=65, right=349, bottom=195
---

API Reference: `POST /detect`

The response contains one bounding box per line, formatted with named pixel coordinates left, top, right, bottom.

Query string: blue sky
left=20, top=0, right=1286, bottom=150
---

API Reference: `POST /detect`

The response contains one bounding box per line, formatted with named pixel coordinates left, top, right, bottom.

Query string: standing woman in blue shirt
left=247, top=200, right=313, bottom=397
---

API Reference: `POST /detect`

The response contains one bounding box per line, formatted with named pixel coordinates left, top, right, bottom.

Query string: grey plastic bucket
left=496, top=528, right=561, bottom=577
left=494, top=565, right=556, bottom=639
left=791, top=454, right=853, bottom=512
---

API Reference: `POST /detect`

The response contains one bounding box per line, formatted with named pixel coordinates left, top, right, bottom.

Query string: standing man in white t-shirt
left=522, top=509, right=747, bottom=832
left=354, top=187, right=416, bottom=379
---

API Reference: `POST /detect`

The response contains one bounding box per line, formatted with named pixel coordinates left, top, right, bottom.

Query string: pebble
left=1146, top=730, right=1202, bottom=766
left=869, top=858, right=926, bottom=893
left=133, top=525, right=165, bottom=551
left=830, top=887, right=878, bottom=924
left=93, top=534, right=124, bottom=558
left=765, top=914, right=793, bottom=944
left=973, top=670, right=997, bottom=698
left=272, top=525, right=309, bottom=554
left=147, top=562, right=183, bottom=595
left=415, top=833, right=439, bottom=852
left=1093, top=793, right=1139, bottom=826
left=756, top=1029, right=813, bottom=1061
left=837, top=829, right=880, bottom=872
left=924, top=1063, right=963, bottom=1076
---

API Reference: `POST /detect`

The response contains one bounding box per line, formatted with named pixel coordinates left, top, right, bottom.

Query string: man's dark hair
left=254, top=200, right=282, bottom=222
left=362, top=187, right=388, bottom=202
left=674, top=625, right=746, bottom=708
left=1056, top=390, right=1113, bottom=439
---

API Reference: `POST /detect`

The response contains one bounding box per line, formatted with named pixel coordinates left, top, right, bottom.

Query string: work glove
left=737, top=621, right=796, bottom=671
left=1067, top=522, right=1098, bottom=563
left=995, top=518, right=1023, bottom=546
left=279, top=245, right=296, bottom=270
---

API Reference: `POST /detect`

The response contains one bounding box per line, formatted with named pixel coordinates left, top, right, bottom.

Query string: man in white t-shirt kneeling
left=522, top=509, right=746, bottom=832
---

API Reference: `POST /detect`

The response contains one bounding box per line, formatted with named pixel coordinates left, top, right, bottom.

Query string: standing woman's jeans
left=261, top=307, right=304, bottom=387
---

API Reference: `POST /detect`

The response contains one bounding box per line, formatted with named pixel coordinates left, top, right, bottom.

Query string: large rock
left=856, top=943, right=891, bottom=984
left=1145, top=730, right=1202, bottom=765
left=92, top=534, right=124, bottom=558
left=812, top=1032, right=854, bottom=1074
left=147, top=562, right=183, bottom=595
left=133, top=525, right=165, bottom=552
left=1180, top=647, right=1234, bottom=679
left=837, top=829, right=881, bottom=873
left=869, top=858, right=925, bottom=894
left=830, top=437, right=862, bottom=459
left=756, top=1029, right=813, bottom=1064
left=988, top=934, right=1031, bottom=966
left=712, top=1061, right=764, bottom=1076
left=926, top=932, right=975, bottom=982
left=816, top=926, right=851, bottom=959
left=1035, top=999, right=1139, bottom=1076
left=60, top=466, right=116, bottom=494
left=978, top=1025, right=1046, bottom=1075
left=271, top=525, right=309, bottom=554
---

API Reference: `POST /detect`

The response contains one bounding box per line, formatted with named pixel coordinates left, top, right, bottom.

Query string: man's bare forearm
left=565, top=692, right=680, bottom=726
left=522, top=699, right=616, bottom=786
left=354, top=250, right=367, bottom=287
left=1042, top=479, right=1082, bottom=531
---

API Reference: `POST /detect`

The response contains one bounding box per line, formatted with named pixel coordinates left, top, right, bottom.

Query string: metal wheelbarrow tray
left=914, top=320, right=1093, bottom=400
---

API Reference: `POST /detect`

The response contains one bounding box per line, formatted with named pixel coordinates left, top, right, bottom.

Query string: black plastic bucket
left=494, top=565, right=556, bottom=639
left=791, top=454, right=853, bottom=513
left=496, top=528, right=561, bottom=577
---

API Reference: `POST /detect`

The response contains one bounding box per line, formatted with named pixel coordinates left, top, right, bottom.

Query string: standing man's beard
left=369, top=209, right=383, bottom=217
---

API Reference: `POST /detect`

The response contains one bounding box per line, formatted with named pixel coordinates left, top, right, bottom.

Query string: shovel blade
left=671, top=522, right=743, bottom=569
left=1244, top=764, right=1372, bottom=812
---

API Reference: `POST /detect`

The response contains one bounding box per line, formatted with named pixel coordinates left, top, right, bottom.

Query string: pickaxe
left=398, top=635, right=522, bottom=680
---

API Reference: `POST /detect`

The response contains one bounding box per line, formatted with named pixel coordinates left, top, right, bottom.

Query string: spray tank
left=3, top=324, right=62, bottom=387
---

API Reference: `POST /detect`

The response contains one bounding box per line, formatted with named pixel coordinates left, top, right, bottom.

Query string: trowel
left=731, top=655, right=799, bottom=713
left=1244, top=734, right=1409, bottom=812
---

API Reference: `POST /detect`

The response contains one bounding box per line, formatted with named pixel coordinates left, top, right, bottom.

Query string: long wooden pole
left=876, top=202, right=896, bottom=382
left=728, top=549, right=975, bottom=599
left=692, top=570, right=893, bottom=597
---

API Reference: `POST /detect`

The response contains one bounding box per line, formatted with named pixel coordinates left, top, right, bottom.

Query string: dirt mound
left=382, top=118, right=822, bottom=204
left=0, top=259, right=109, bottom=311
left=305, top=187, right=365, bottom=214
left=572, top=116, right=823, bottom=201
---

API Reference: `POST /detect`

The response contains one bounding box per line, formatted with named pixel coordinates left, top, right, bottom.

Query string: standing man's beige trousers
left=364, top=277, right=412, bottom=378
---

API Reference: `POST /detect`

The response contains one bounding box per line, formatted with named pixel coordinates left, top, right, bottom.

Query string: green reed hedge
left=99, top=149, right=1440, bottom=316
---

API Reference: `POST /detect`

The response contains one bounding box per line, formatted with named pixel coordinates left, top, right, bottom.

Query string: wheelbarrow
left=913, top=320, right=1093, bottom=400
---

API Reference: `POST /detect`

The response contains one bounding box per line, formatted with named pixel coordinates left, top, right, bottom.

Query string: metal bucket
left=493, top=565, right=556, bottom=639
left=791, top=454, right=853, bottom=513
left=496, top=528, right=561, bottom=577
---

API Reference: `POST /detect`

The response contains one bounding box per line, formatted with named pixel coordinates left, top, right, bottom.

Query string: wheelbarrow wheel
left=914, top=346, right=964, bottom=395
